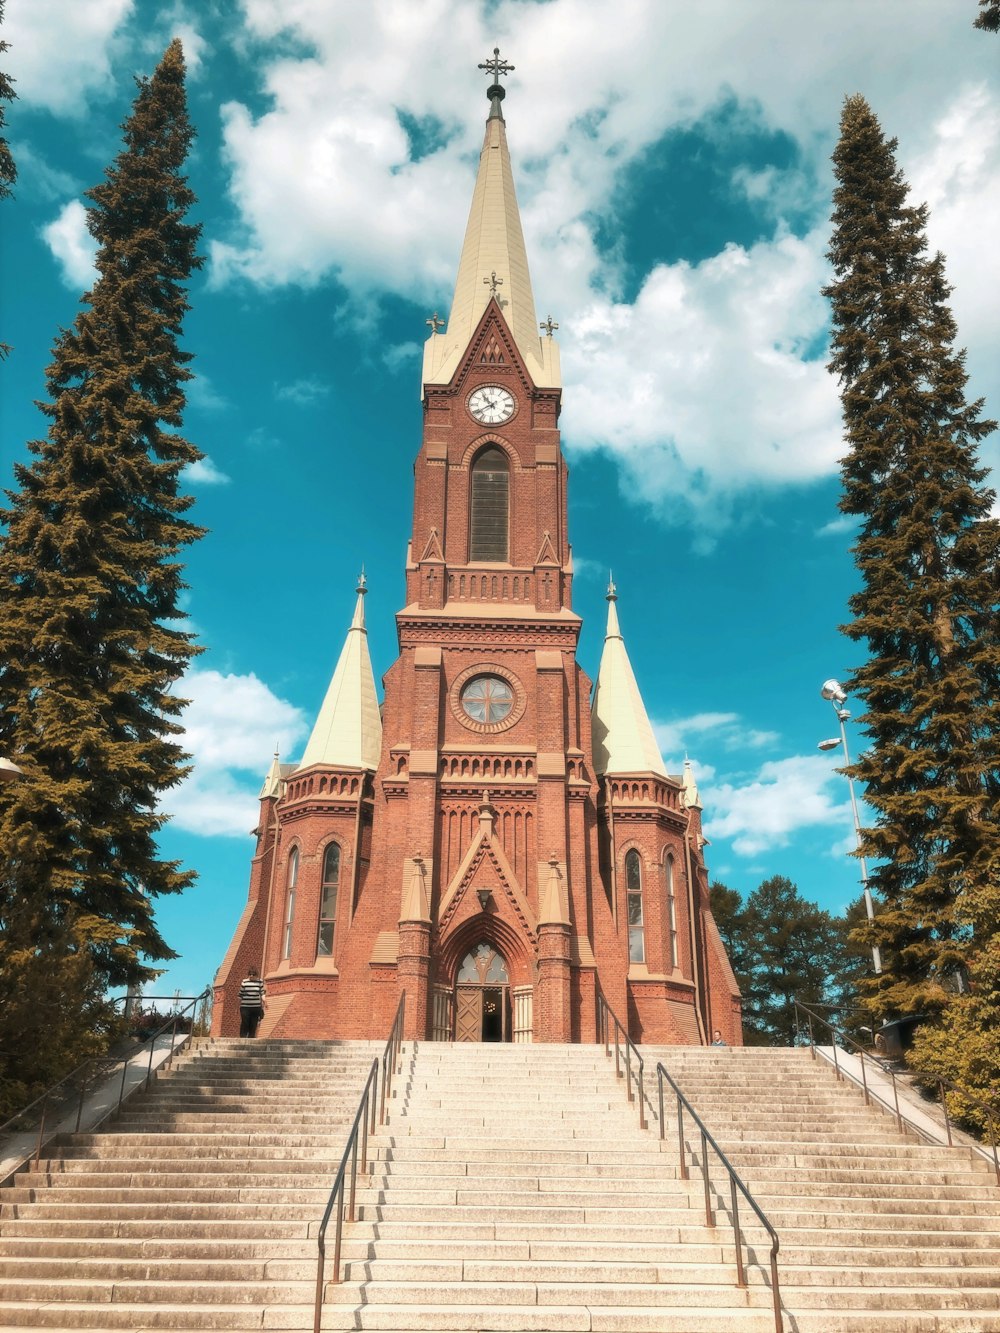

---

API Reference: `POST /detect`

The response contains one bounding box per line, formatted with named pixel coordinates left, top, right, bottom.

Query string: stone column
left=536, top=854, right=572, bottom=1042
left=398, top=854, right=432, bottom=1041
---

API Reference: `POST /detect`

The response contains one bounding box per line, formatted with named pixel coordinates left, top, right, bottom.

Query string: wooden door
left=455, top=988, right=482, bottom=1042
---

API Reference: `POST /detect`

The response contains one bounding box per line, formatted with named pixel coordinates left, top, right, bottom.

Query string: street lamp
left=819, top=679, right=883, bottom=975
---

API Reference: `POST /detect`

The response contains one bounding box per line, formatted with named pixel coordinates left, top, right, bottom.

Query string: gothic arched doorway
left=455, top=942, right=510, bottom=1042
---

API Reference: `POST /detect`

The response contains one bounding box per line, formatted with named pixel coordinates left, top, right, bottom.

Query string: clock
left=468, top=385, right=515, bottom=425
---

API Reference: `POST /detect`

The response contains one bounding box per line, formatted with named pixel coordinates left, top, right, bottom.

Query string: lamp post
left=818, top=679, right=883, bottom=975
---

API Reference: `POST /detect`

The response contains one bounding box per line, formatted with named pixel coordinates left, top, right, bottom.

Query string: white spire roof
left=422, top=83, right=560, bottom=389
left=299, top=577, right=382, bottom=771
left=591, top=580, right=668, bottom=779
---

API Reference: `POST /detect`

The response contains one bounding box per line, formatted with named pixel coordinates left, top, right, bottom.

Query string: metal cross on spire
left=484, top=271, right=503, bottom=297
left=478, top=46, right=514, bottom=85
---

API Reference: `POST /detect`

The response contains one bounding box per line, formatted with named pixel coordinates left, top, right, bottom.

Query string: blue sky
left=2, top=0, right=998, bottom=1004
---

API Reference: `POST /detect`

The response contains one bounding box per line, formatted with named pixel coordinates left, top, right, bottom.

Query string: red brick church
left=212, top=54, right=741, bottom=1046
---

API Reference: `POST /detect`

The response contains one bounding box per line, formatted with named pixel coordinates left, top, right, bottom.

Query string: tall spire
left=422, top=47, right=560, bottom=390
left=299, top=573, right=382, bottom=771
left=591, top=582, right=668, bottom=779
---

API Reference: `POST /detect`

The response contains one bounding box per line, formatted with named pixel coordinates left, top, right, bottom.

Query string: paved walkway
left=814, top=1042, right=998, bottom=1170
left=0, top=1032, right=187, bottom=1183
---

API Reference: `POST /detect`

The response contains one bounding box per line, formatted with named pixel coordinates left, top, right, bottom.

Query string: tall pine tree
left=0, top=40, right=203, bottom=1109
left=823, top=95, right=1000, bottom=1020
left=0, top=0, right=16, bottom=361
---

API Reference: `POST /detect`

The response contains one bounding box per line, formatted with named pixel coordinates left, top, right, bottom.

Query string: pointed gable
left=591, top=581, right=668, bottom=779
left=299, top=578, right=382, bottom=772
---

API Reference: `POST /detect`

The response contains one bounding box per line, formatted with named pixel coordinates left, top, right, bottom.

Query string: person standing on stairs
left=239, top=967, right=266, bottom=1038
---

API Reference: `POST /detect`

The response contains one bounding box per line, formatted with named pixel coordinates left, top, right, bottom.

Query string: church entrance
left=455, top=942, right=511, bottom=1042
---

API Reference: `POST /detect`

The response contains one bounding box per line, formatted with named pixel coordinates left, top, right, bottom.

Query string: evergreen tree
left=711, top=878, right=854, bottom=1046
left=0, top=40, right=203, bottom=1110
left=0, top=0, right=16, bottom=360
left=823, top=95, right=1000, bottom=1020
left=974, top=0, right=999, bottom=31
left=0, top=2, right=14, bottom=201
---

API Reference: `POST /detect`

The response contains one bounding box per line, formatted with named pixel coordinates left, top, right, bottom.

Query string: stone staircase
left=1, top=1038, right=999, bottom=1331
left=647, top=1044, right=1000, bottom=1331
left=0, top=1037, right=383, bottom=1331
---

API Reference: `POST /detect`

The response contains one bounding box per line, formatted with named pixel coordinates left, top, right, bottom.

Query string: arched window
left=317, top=842, right=340, bottom=958
left=625, top=849, right=644, bottom=963
left=470, top=447, right=509, bottom=562
left=664, top=854, right=678, bottom=969
left=282, top=847, right=299, bottom=960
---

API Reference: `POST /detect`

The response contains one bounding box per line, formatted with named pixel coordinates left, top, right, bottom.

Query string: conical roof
left=422, top=68, right=559, bottom=389
left=299, top=578, right=382, bottom=771
left=591, top=582, right=668, bottom=779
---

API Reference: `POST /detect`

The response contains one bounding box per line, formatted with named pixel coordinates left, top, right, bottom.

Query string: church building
left=212, top=54, right=741, bottom=1046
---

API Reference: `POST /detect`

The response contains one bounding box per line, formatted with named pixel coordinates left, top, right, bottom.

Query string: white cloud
left=10, top=144, right=80, bottom=203
left=4, top=0, right=134, bottom=116
left=653, top=712, right=779, bottom=760
left=184, top=457, right=231, bottom=486
left=816, top=514, right=856, bottom=538
left=206, top=0, right=997, bottom=534
left=275, top=376, right=331, bottom=406
left=706, top=753, right=848, bottom=857
left=187, top=375, right=230, bottom=413
left=560, top=229, right=841, bottom=533
left=40, top=201, right=98, bottom=290
left=164, top=669, right=308, bottom=837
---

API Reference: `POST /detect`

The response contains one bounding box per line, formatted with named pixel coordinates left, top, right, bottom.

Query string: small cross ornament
left=484, top=271, right=503, bottom=297
left=540, top=315, right=559, bottom=337
left=425, top=311, right=444, bottom=334
left=478, top=47, right=515, bottom=84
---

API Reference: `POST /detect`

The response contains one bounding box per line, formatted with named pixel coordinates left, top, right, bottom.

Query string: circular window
left=450, top=663, right=526, bottom=735
left=461, top=675, right=513, bottom=724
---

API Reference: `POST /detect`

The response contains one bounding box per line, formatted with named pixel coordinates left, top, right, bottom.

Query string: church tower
left=212, top=52, right=741, bottom=1046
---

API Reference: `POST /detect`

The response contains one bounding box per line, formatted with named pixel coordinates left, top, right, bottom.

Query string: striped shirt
left=239, top=977, right=266, bottom=1008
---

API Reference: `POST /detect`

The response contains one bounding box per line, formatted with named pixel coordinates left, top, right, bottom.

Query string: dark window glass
left=470, top=447, right=509, bottom=561
left=317, top=843, right=340, bottom=957
left=625, top=849, right=644, bottom=963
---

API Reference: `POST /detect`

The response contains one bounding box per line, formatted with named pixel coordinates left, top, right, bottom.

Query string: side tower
left=212, top=52, right=741, bottom=1045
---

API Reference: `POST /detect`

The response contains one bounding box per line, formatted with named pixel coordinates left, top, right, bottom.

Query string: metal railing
left=0, top=990, right=209, bottom=1172
left=794, top=1000, right=1000, bottom=1187
left=313, top=992, right=406, bottom=1333
left=656, top=1060, right=782, bottom=1333
left=596, top=992, right=646, bottom=1129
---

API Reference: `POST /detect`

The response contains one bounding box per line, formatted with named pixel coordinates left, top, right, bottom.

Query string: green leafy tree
left=711, top=878, right=857, bottom=1046
left=823, top=95, right=1000, bottom=1021
left=739, top=877, right=847, bottom=1045
left=0, top=40, right=203, bottom=1113
left=974, top=0, right=999, bottom=31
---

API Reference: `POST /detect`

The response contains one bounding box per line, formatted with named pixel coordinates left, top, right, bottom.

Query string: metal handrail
left=0, top=989, right=210, bottom=1168
left=656, top=1060, right=782, bottom=1333
left=313, top=992, right=406, bottom=1333
left=794, top=999, right=1000, bottom=1186
left=596, top=992, right=645, bottom=1129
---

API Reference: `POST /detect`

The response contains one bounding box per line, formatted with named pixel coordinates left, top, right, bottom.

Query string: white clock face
left=468, top=385, right=515, bottom=425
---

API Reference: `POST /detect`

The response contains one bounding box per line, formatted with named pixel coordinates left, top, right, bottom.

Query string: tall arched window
left=282, top=847, right=299, bottom=960
left=625, top=849, right=644, bottom=963
left=470, top=447, right=509, bottom=562
left=664, top=854, right=679, bottom=969
left=317, top=842, right=340, bottom=958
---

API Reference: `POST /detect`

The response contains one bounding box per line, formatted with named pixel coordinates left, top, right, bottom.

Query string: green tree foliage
left=0, top=0, right=16, bottom=361
left=0, top=40, right=203, bottom=1115
left=0, top=1, right=14, bottom=201
left=823, top=95, right=1000, bottom=1021
left=710, top=877, right=857, bottom=1046
left=974, top=0, right=999, bottom=31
